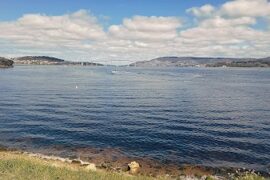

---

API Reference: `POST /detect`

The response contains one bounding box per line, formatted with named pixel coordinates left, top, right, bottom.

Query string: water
left=0, top=66, right=270, bottom=171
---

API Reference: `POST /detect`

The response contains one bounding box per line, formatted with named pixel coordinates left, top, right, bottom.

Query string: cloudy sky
left=0, top=0, right=270, bottom=65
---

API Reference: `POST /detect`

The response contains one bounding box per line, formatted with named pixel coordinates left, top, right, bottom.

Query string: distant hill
left=130, top=56, right=270, bottom=67
left=12, top=56, right=103, bottom=66
left=0, top=57, right=14, bottom=68
left=3, top=55, right=270, bottom=68
left=206, top=59, right=270, bottom=68
left=13, top=56, right=65, bottom=65
left=14, top=56, right=65, bottom=62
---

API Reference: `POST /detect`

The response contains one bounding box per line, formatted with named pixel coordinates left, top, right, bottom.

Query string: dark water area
left=0, top=65, right=270, bottom=172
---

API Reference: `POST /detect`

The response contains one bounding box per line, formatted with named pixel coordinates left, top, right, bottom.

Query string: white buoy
left=76, top=85, right=78, bottom=89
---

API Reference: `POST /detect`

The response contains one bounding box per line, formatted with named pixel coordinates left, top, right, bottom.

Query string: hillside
left=12, top=56, right=103, bottom=66
left=206, top=59, right=270, bottom=67
left=14, top=56, right=65, bottom=62
left=130, top=57, right=270, bottom=67
left=0, top=57, right=14, bottom=68
left=13, top=56, right=65, bottom=65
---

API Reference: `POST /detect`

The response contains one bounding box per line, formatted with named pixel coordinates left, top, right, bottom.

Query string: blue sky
left=0, top=0, right=269, bottom=64
left=0, top=0, right=226, bottom=23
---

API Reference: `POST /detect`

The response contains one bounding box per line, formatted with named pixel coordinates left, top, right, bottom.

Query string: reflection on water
left=0, top=66, right=270, bottom=171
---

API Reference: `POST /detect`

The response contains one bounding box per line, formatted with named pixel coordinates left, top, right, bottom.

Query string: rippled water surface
left=0, top=66, right=270, bottom=170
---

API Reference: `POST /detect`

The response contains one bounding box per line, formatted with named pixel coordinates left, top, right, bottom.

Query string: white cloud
left=0, top=2, right=270, bottom=65
left=199, top=16, right=256, bottom=27
left=187, top=4, right=215, bottom=18
left=179, top=0, right=270, bottom=58
left=122, top=16, right=181, bottom=32
left=108, top=16, right=182, bottom=41
left=220, top=0, right=270, bottom=17
left=0, top=10, right=105, bottom=44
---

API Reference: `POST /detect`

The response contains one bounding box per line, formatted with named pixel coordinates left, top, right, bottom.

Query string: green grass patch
left=235, top=172, right=266, bottom=180
left=0, top=152, right=153, bottom=180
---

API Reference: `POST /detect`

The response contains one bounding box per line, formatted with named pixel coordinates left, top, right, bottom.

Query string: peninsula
left=12, top=56, right=103, bottom=66
left=0, top=57, right=14, bottom=68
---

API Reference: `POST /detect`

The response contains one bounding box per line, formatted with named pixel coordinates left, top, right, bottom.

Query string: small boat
left=111, top=70, right=118, bottom=74
left=110, top=60, right=119, bottom=75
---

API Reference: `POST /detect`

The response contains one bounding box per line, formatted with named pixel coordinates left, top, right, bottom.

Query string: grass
left=0, top=151, right=153, bottom=180
left=235, top=172, right=266, bottom=180
left=0, top=151, right=268, bottom=180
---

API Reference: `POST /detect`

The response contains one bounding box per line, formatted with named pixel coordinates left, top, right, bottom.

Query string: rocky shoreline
left=0, top=145, right=268, bottom=180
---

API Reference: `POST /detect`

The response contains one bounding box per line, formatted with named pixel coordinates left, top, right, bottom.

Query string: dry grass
left=234, top=172, right=266, bottom=180
left=0, top=151, right=268, bottom=180
left=0, top=151, right=153, bottom=180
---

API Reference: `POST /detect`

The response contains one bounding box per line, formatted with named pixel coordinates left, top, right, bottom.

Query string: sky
left=0, top=0, right=270, bottom=65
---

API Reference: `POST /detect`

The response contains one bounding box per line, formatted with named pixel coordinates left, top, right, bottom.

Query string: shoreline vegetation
left=0, top=150, right=149, bottom=180
left=1, top=56, right=270, bottom=68
left=0, top=147, right=268, bottom=180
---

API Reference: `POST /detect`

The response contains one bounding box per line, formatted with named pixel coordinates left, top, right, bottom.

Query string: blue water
left=0, top=66, right=270, bottom=171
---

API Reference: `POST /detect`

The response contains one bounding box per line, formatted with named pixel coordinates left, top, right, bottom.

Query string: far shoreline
left=2, top=55, right=270, bottom=68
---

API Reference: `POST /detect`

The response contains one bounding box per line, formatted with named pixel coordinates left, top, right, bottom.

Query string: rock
left=179, top=175, right=186, bottom=179
left=121, top=164, right=129, bottom=172
left=100, top=162, right=112, bottom=169
left=72, top=159, right=83, bottom=164
left=85, top=163, right=97, bottom=171
left=128, top=161, right=140, bottom=174
left=65, top=159, right=72, bottom=163
left=81, top=161, right=90, bottom=166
